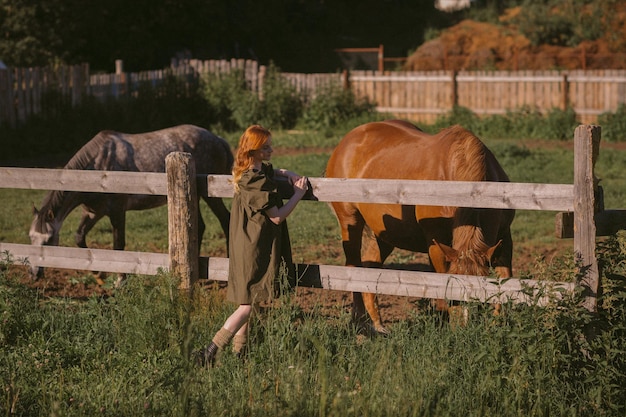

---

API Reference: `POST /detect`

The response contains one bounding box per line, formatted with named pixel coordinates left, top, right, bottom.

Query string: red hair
left=232, top=125, right=271, bottom=191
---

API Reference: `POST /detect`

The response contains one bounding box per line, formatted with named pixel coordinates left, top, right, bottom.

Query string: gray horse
left=29, top=124, right=233, bottom=279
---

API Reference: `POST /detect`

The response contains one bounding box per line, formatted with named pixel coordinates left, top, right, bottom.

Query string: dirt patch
left=405, top=5, right=626, bottom=71
left=7, top=237, right=573, bottom=327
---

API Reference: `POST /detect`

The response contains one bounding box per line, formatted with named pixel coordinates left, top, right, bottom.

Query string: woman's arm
left=266, top=176, right=308, bottom=224
left=274, top=168, right=300, bottom=184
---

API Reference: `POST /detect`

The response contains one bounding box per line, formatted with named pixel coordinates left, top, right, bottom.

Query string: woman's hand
left=267, top=176, right=309, bottom=225
left=292, top=176, right=308, bottom=197
left=277, top=169, right=301, bottom=185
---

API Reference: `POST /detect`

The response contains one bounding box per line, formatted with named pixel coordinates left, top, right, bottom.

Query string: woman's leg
left=195, top=304, right=253, bottom=367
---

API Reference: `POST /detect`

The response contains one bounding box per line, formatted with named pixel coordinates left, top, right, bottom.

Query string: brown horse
left=325, top=120, right=515, bottom=333
left=29, top=124, right=233, bottom=279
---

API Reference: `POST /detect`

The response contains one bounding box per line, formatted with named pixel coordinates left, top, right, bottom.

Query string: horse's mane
left=440, top=125, right=488, bottom=182
left=452, top=210, right=489, bottom=251
left=39, top=133, right=112, bottom=212
left=442, top=126, right=490, bottom=263
left=64, top=133, right=112, bottom=170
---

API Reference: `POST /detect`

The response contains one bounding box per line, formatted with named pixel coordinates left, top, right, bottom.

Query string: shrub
left=201, top=63, right=303, bottom=131
left=201, top=69, right=256, bottom=132
left=300, top=83, right=376, bottom=131
left=598, top=104, right=626, bottom=142
left=536, top=107, right=579, bottom=141
left=431, top=105, right=579, bottom=140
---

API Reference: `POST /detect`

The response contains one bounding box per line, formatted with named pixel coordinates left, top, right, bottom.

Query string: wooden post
left=561, top=74, right=569, bottom=111
left=450, top=70, right=458, bottom=109
left=258, top=65, right=266, bottom=101
left=166, top=152, right=199, bottom=291
left=574, top=125, right=601, bottom=312
left=341, top=69, right=350, bottom=91
left=378, top=44, right=384, bottom=73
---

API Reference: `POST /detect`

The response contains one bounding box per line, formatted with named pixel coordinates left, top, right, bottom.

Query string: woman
left=195, top=125, right=309, bottom=367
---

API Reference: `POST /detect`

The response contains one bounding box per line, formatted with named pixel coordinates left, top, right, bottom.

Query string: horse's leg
left=427, top=241, right=451, bottom=311
left=361, top=232, right=394, bottom=334
left=332, top=203, right=367, bottom=330
left=75, top=209, right=104, bottom=248
left=202, top=196, right=230, bottom=251
left=108, top=209, right=126, bottom=251
left=108, top=209, right=127, bottom=287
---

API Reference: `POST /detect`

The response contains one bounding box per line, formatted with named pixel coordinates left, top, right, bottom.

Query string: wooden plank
left=310, top=177, right=573, bottom=211
left=0, top=168, right=168, bottom=195
left=0, top=168, right=575, bottom=211
left=298, top=264, right=575, bottom=306
left=0, top=243, right=168, bottom=275
left=3, top=240, right=574, bottom=306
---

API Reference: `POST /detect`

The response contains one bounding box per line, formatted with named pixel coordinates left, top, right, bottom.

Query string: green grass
left=2, top=247, right=626, bottom=416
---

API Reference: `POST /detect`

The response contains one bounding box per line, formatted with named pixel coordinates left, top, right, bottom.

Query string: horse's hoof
left=373, top=325, right=390, bottom=336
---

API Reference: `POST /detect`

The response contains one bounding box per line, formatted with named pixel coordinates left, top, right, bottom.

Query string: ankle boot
left=194, top=342, right=218, bottom=368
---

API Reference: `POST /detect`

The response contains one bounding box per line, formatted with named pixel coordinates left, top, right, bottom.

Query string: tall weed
left=2, top=245, right=626, bottom=416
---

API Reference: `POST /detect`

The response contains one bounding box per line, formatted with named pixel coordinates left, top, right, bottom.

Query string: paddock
left=1, top=125, right=625, bottom=312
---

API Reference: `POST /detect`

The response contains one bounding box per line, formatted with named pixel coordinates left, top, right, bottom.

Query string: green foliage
left=257, top=64, right=303, bottom=130
left=0, top=1, right=448, bottom=72
left=598, top=104, right=626, bottom=142
left=201, top=69, right=255, bottom=132
left=513, top=0, right=604, bottom=47
left=201, top=64, right=302, bottom=131
left=300, top=84, right=376, bottom=132
left=431, top=105, right=578, bottom=141
left=462, top=0, right=517, bottom=24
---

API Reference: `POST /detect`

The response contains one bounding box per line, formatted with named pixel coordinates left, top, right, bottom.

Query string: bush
left=598, top=104, right=626, bottom=142
left=300, top=84, right=376, bottom=131
left=431, top=105, right=579, bottom=140
left=201, top=63, right=303, bottom=131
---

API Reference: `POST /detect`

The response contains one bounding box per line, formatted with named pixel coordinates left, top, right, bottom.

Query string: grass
left=2, top=255, right=626, bottom=416
left=1, top=123, right=626, bottom=416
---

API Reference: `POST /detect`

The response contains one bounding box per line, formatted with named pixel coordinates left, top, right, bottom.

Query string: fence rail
left=2, top=60, right=626, bottom=127
left=0, top=125, right=617, bottom=311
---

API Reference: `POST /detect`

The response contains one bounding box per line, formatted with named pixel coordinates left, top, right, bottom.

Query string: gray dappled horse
left=29, top=124, right=233, bottom=279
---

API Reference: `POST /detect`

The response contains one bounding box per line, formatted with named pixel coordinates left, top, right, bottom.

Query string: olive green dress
left=226, top=163, right=295, bottom=304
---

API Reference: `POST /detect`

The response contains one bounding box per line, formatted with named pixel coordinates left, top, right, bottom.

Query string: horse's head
left=28, top=205, right=61, bottom=279
left=432, top=239, right=502, bottom=276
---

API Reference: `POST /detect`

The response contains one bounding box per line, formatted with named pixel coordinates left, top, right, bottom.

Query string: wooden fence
left=2, top=60, right=626, bottom=127
left=2, top=125, right=625, bottom=312
left=349, top=69, right=626, bottom=124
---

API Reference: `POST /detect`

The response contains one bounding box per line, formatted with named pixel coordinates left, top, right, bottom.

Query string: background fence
left=1, top=126, right=622, bottom=312
left=1, top=60, right=625, bottom=127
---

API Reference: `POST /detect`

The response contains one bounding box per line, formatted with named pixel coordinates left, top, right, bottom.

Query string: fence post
left=166, top=152, right=200, bottom=291
left=450, top=70, right=458, bottom=109
left=258, top=65, right=266, bottom=101
left=574, top=125, right=601, bottom=312
left=561, top=74, right=569, bottom=110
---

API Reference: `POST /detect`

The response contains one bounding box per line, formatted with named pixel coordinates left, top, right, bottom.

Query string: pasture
left=1, top=125, right=626, bottom=416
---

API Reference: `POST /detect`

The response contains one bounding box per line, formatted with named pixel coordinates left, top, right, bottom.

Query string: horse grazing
left=325, top=120, right=515, bottom=333
left=29, top=124, right=233, bottom=279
